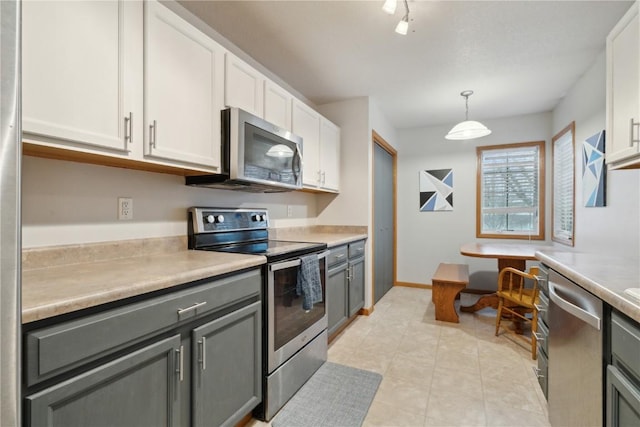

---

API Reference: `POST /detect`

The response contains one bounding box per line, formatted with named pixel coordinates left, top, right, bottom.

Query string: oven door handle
left=269, top=250, right=330, bottom=272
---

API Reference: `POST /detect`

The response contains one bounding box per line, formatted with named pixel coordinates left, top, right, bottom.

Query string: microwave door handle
left=293, top=144, right=302, bottom=184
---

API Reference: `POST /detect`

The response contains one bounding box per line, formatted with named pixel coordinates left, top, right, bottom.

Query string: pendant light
left=382, top=0, right=410, bottom=35
left=382, top=0, right=397, bottom=15
left=445, top=90, right=492, bottom=140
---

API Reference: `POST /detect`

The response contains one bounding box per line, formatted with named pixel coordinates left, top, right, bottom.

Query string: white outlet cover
left=118, top=197, right=133, bottom=220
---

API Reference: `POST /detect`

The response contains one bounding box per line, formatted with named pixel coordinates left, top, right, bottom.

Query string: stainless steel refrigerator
left=0, top=0, right=22, bottom=426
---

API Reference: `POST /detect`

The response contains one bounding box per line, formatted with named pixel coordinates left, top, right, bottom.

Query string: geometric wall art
left=419, top=169, right=453, bottom=211
left=582, top=130, right=606, bottom=207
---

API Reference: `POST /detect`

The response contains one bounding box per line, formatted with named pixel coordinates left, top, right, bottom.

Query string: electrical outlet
left=118, top=197, right=133, bottom=220
left=287, top=205, right=293, bottom=217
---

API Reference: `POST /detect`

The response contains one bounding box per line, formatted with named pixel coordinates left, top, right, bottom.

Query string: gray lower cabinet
left=192, top=301, right=261, bottom=427
left=326, top=240, right=366, bottom=339
left=607, top=311, right=640, bottom=427
left=26, top=335, right=182, bottom=427
left=327, top=261, right=349, bottom=336
left=348, top=254, right=365, bottom=317
left=24, top=269, right=262, bottom=427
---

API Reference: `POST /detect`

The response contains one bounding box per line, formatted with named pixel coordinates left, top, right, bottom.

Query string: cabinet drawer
left=327, top=245, right=348, bottom=267
left=348, top=240, right=365, bottom=258
left=536, top=317, right=549, bottom=359
left=536, top=345, right=548, bottom=399
left=26, top=269, right=261, bottom=386
left=612, top=311, right=640, bottom=382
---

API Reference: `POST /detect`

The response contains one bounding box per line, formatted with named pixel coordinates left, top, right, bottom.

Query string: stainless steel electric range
left=188, top=207, right=329, bottom=421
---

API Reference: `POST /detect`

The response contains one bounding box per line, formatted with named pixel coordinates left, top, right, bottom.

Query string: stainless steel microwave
left=186, top=107, right=303, bottom=192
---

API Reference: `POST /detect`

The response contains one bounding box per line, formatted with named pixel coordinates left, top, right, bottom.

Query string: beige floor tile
left=363, top=399, right=426, bottom=427
left=425, top=392, right=487, bottom=426
left=430, top=365, right=483, bottom=400
left=385, top=352, right=435, bottom=387
left=484, top=405, right=551, bottom=426
left=374, top=376, right=430, bottom=417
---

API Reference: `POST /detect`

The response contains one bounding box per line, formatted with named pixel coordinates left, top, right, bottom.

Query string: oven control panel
left=189, top=207, right=268, bottom=233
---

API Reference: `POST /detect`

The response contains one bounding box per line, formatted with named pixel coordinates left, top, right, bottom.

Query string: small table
left=459, top=242, right=544, bottom=313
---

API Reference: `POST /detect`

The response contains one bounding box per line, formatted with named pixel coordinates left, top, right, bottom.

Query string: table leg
left=459, top=258, right=527, bottom=334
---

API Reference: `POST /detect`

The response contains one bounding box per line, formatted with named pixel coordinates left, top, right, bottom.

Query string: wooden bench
left=431, top=263, right=469, bottom=323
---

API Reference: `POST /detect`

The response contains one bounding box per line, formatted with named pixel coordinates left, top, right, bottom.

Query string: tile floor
left=251, top=286, right=550, bottom=427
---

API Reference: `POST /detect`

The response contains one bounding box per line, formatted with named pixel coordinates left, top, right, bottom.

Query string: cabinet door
left=606, top=2, right=640, bottom=167
left=292, top=100, right=321, bottom=187
left=192, top=302, right=261, bottom=427
left=225, top=54, right=265, bottom=117
left=348, top=257, right=365, bottom=317
left=26, top=335, right=181, bottom=427
left=145, top=0, right=224, bottom=170
left=264, top=80, right=293, bottom=131
left=327, top=263, right=349, bottom=337
left=606, top=365, right=640, bottom=427
left=22, top=0, right=140, bottom=152
left=320, top=118, right=341, bottom=192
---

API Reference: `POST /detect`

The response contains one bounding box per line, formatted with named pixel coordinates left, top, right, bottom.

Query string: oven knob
left=252, top=214, right=263, bottom=222
left=215, top=215, right=225, bottom=223
left=205, top=215, right=215, bottom=224
left=260, top=214, right=267, bottom=222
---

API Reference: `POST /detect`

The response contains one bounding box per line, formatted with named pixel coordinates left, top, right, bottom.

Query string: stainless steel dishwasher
left=548, top=269, right=604, bottom=426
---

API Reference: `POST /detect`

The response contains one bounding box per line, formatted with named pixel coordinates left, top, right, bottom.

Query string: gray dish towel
left=296, top=254, right=323, bottom=310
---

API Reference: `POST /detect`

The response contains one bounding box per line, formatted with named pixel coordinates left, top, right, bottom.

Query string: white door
left=292, top=100, right=320, bottom=187
left=606, top=3, right=640, bottom=165
left=319, top=118, right=340, bottom=192
left=264, top=81, right=292, bottom=131
left=225, top=54, right=264, bottom=117
left=22, top=1, right=139, bottom=152
left=145, top=0, right=224, bottom=170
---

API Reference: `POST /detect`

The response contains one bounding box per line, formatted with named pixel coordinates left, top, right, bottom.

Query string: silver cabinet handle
left=631, top=117, right=640, bottom=147
left=334, top=253, right=346, bottom=259
left=175, top=345, right=184, bottom=382
left=177, top=301, right=207, bottom=316
left=199, top=336, right=206, bottom=371
left=124, top=112, right=133, bottom=144
left=532, top=331, right=545, bottom=342
left=149, top=119, right=157, bottom=148
left=532, top=366, right=544, bottom=379
left=321, top=171, right=326, bottom=185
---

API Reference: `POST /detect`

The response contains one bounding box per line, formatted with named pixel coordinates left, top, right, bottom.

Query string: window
left=552, top=123, right=575, bottom=246
left=476, top=141, right=545, bottom=239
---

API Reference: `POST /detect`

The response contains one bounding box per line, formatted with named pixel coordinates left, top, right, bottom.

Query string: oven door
left=267, top=251, right=328, bottom=374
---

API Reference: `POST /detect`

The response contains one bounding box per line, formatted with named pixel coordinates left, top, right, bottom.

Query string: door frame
left=371, top=130, right=397, bottom=307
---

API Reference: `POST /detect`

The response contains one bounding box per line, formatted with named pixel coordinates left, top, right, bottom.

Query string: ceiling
left=178, top=0, right=633, bottom=130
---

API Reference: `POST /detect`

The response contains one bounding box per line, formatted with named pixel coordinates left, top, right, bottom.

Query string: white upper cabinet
left=22, top=0, right=141, bottom=152
left=224, top=54, right=264, bottom=117
left=292, top=100, right=340, bottom=192
left=319, top=118, right=340, bottom=192
left=606, top=1, right=640, bottom=169
left=264, top=81, right=293, bottom=131
left=292, top=99, right=321, bottom=187
left=145, top=0, right=224, bottom=170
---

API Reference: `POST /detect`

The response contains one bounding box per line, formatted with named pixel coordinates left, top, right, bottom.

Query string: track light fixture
left=445, top=91, right=492, bottom=140
left=382, top=0, right=410, bottom=35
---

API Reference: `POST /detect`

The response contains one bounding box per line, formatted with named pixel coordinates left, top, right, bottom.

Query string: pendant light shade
left=445, top=91, right=492, bottom=140
left=395, top=17, right=409, bottom=35
left=382, top=0, right=397, bottom=14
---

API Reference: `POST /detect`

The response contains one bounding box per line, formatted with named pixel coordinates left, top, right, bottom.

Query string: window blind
left=480, top=145, right=540, bottom=235
left=553, top=132, right=574, bottom=242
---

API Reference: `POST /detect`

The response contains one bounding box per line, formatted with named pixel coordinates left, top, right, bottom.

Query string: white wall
left=552, top=51, right=640, bottom=258
left=396, top=112, right=552, bottom=289
left=22, top=156, right=317, bottom=248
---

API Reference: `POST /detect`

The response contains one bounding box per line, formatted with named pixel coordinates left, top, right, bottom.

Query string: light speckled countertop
left=536, top=250, right=640, bottom=323
left=22, top=250, right=265, bottom=324
left=22, top=228, right=368, bottom=324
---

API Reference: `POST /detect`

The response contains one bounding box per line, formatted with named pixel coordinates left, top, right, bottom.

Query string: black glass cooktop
left=199, top=239, right=327, bottom=262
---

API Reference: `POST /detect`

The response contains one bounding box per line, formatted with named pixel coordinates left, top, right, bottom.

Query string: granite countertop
left=22, top=249, right=265, bottom=324
left=536, top=250, right=640, bottom=323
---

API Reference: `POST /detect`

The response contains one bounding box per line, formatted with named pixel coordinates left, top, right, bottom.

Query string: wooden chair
left=494, top=266, right=540, bottom=359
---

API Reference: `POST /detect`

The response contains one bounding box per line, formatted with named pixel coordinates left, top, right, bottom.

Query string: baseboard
left=358, top=305, right=374, bottom=315
left=395, top=281, right=431, bottom=289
